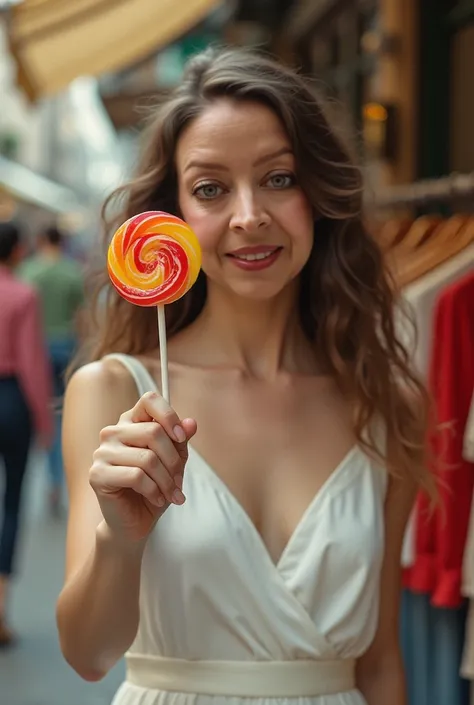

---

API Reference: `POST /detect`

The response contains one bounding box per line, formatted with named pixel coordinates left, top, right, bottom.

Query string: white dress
left=107, top=354, right=387, bottom=705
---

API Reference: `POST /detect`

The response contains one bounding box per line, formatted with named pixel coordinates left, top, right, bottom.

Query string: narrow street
left=0, top=451, right=124, bottom=705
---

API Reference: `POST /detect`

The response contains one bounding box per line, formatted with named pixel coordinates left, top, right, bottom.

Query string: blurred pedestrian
left=0, top=221, right=52, bottom=646
left=21, top=225, right=84, bottom=515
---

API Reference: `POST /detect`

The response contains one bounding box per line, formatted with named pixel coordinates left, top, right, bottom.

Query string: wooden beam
left=286, top=0, right=347, bottom=41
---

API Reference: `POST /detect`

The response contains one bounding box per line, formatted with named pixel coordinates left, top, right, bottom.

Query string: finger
left=176, top=418, right=198, bottom=462
left=103, top=444, right=184, bottom=505
left=130, top=392, right=186, bottom=444
left=90, top=464, right=166, bottom=508
left=116, top=422, right=184, bottom=484
left=182, top=418, right=197, bottom=439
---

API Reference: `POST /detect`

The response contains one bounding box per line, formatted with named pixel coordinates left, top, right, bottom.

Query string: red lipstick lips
left=226, top=245, right=282, bottom=271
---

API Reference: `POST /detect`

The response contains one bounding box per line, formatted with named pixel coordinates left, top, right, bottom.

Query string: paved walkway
left=0, top=451, right=124, bottom=705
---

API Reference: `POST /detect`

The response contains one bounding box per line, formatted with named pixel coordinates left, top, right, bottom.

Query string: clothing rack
left=369, top=211, right=474, bottom=287
left=369, top=171, right=474, bottom=209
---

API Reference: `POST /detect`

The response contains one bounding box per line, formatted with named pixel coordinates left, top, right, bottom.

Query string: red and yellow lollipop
left=107, top=211, right=201, bottom=307
left=107, top=211, right=202, bottom=400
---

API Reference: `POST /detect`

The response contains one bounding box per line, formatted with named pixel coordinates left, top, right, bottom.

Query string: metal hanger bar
left=369, top=171, right=474, bottom=209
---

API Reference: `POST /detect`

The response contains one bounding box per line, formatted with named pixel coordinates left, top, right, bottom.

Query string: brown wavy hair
left=82, top=45, right=434, bottom=494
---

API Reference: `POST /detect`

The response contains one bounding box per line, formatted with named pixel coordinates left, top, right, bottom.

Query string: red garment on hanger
left=404, top=271, right=474, bottom=607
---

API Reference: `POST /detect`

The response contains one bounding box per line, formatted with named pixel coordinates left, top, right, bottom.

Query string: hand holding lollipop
left=85, top=212, right=200, bottom=540
left=107, top=211, right=202, bottom=401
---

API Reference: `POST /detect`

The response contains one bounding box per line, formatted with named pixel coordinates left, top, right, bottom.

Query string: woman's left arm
left=355, top=473, right=417, bottom=705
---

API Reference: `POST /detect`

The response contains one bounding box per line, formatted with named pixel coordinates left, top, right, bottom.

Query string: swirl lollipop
left=108, top=211, right=202, bottom=400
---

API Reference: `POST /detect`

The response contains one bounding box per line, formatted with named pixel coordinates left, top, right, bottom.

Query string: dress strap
left=103, top=353, right=160, bottom=398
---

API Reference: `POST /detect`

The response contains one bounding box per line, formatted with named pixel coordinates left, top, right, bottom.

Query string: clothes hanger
left=394, top=214, right=467, bottom=269
left=384, top=215, right=442, bottom=278
left=397, top=216, right=474, bottom=287
left=377, top=218, right=413, bottom=250
left=390, top=214, right=467, bottom=279
left=392, top=214, right=443, bottom=252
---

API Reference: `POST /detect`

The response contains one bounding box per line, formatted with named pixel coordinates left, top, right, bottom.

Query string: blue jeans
left=47, top=338, right=76, bottom=489
left=401, top=589, right=470, bottom=705
left=0, top=377, right=32, bottom=575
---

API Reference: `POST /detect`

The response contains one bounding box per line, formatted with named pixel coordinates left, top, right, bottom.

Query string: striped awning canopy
left=6, top=0, right=220, bottom=101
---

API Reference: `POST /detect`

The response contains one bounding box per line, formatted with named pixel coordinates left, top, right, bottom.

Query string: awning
left=0, top=155, right=86, bottom=214
left=6, top=0, right=221, bottom=101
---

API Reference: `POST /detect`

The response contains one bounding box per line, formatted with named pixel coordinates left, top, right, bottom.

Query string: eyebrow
left=183, top=147, right=293, bottom=173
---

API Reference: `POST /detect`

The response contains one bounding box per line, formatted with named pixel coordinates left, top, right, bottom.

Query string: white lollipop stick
left=157, top=305, right=169, bottom=402
left=107, top=211, right=201, bottom=404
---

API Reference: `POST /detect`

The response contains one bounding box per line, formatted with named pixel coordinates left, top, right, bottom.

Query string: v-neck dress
left=106, top=354, right=388, bottom=705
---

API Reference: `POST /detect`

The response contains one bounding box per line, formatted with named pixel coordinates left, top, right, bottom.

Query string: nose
left=229, top=188, right=271, bottom=233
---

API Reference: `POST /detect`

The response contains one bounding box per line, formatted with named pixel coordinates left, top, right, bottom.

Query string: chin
left=225, top=279, right=295, bottom=302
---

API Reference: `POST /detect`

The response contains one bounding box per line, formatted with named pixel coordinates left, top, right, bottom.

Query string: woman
left=57, top=47, right=433, bottom=705
left=0, top=221, right=52, bottom=645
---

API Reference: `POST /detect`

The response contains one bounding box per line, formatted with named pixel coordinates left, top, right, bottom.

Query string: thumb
left=175, top=418, right=197, bottom=463
left=181, top=417, right=197, bottom=441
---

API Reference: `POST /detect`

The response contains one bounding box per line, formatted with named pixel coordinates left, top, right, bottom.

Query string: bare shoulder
left=65, top=358, right=139, bottom=419
left=63, top=358, right=140, bottom=472
left=61, top=358, right=141, bottom=579
left=62, top=358, right=140, bottom=502
left=67, top=357, right=137, bottom=391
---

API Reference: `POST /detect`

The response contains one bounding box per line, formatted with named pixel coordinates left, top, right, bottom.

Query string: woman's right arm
left=56, top=360, right=196, bottom=681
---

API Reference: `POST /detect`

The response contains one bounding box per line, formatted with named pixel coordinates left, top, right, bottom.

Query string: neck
left=188, top=281, right=318, bottom=379
left=40, top=244, right=61, bottom=260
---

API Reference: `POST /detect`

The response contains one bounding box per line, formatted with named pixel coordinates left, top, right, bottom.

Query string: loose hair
left=42, top=225, right=63, bottom=247
left=0, top=221, right=20, bottom=262
left=82, top=46, right=434, bottom=495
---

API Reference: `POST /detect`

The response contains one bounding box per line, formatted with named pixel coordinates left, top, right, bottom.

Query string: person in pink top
left=0, top=221, right=53, bottom=646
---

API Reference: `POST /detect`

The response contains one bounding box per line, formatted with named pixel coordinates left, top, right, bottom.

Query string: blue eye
left=266, top=173, right=295, bottom=189
left=193, top=183, right=223, bottom=200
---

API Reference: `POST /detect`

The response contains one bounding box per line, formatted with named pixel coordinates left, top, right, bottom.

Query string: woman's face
left=176, top=99, right=314, bottom=301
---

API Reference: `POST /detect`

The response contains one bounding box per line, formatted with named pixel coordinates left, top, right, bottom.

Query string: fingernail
left=175, top=474, right=183, bottom=490
left=172, top=489, right=186, bottom=505
left=173, top=425, right=186, bottom=443
left=156, top=496, right=165, bottom=507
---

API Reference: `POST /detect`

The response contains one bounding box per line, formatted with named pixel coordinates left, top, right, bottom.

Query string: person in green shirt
left=20, top=225, right=84, bottom=515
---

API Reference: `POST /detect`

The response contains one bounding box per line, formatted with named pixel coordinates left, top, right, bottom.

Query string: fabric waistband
left=125, top=654, right=356, bottom=697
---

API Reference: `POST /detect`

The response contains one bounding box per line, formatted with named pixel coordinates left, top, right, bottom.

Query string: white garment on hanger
left=464, top=391, right=474, bottom=463
left=398, top=244, right=474, bottom=567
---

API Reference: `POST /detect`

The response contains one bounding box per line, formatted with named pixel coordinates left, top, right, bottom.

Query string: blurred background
left=0, top=1, right=473, bottom=704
